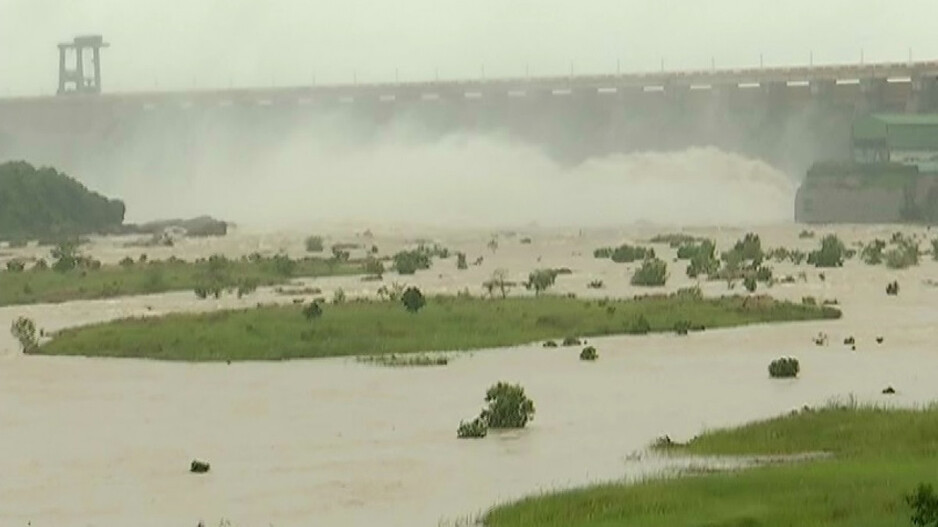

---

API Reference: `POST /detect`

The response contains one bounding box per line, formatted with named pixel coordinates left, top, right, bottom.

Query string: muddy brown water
left=2, top=224, right=937, bottom=526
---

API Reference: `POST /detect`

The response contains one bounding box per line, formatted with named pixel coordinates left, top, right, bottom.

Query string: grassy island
left=34, top=292, right=840, bottom=361
left=485, top=403, right=938, bottom=527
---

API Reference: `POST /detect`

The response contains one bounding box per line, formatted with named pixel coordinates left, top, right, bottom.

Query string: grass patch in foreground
left=485, top=405, right=938, bottom=527
left=35, top=294, right=839, bottom=361
left=0, top=256, right=363, bottom=306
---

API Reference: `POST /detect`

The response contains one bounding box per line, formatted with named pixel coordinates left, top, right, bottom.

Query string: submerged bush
left=480, top=382, right=536, bottom=429
left=587, top=279, right=604, bottom=289
left=457, top=417, right=488, bottom=439
left=393, top=249, right=431, bottom=275
left=579, top=346, right=598, bottom=361
left=611, top=244, right=655, bottom=263
left=10, top=316, right=38, bottom=353
left=861, top=239, right=887, bottom=265
left=305, top=236, right=324, bottom=252
left=456, top=252, right=468, bottom=270
left=807, top=234, right=846, bottom=268
left=768, top=357, right=800, bottom=378
left=631, top=258, right=667, bottom=286
left=526, top=269, right=558, bottom=295
left=562, top=336, right=582, bottom=347
left=885, top=236, right=920, bottom=269
left=887, top=281, right=900, bottom=296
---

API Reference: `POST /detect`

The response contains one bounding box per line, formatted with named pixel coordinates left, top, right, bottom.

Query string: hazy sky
left=2, top=0, right=937, bottom=95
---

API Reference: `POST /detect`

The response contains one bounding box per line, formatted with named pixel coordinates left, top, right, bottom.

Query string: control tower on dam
left=1, top=38, right=937, bottom=182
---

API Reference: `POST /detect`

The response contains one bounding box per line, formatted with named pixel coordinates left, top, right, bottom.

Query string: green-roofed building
left=852, top=114, right=938, bottom=172
left=796, top=114, right=938, bottom=224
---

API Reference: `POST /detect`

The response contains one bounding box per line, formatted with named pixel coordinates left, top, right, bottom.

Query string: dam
left=2, top=36, right=938, bottom=188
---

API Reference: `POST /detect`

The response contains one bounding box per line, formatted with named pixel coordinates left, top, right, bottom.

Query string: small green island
left=485, top=403, right=938, bottom=527
left=33, top=292, right=840, bottom=361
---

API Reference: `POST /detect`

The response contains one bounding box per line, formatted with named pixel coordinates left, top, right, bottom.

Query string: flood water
left=2, top=224, right=937, bottom=526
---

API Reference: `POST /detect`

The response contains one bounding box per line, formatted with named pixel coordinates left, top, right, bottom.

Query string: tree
left=480, top=382, right=535, bottom=428
left=483, top=269, right=515, bottom=299
left=401, top=286, right=426, bottom=313
left=526, top=269, right=558, bottom=295
left=10, top=316, right=38, bottom=353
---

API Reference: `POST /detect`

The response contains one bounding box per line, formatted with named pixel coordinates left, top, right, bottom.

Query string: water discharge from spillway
left=97, top=122, right=796, bottom=229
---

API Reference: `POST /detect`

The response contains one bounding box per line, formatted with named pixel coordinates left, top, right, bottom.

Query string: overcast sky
left=2, top=0, right=937, bottom=96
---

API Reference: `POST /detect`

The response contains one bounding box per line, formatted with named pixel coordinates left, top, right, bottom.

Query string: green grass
left=0, top=257, right=364, bottom=306
left=355, top=353, right=451, bottom=367
left=485, top=405, right=938, bottom=527
left=35, top=294, right=839, bottom=361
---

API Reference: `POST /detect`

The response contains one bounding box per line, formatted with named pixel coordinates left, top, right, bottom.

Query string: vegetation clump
left=10, top=316, right=38, bottom=353
left=649, top=233, right=706, bottom=247
left=457, top=417, right=488, bottom=439
left=303, top=301, right=323, bottom=321
left=456, top=252, right=468, bottom=270
left=768, top=357, right=800, bottom=378
left=885, top=234, right=920, bottom=269
left=304, top=235, right=324, bottom=252
left=393, top=249, right=432, bottom=275
left=562, top=336, right=582, bottom=347
left=480, top=382, right=536, bottom=428
left=631, top=258, right=667, bottom=286
left=906, top=483, right=938, bottom=527
left=189, top=460, right=210, bottom=474
left=526, top=269, right=559, bottom=295
left=587, top=279, right=604, bottom=289
left=542, top=340, right=558, bottom=348
left=861, top=239, right=887, bottom=265
left=401, top=286, right=426, bottom=313
left=807, top=234, right=846, bottom=267
left=357, top=353, right=448, bottom=367
left=579, top=346, right=598, bottom=361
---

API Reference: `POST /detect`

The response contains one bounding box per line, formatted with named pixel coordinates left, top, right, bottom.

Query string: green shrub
left=861, top=239, right=887, bottom=264
left=631, top=258, right=667, bottom=286
left=542, top=340, right=558, bottom=348
left=906, top=483, right=938, bottom=527
left=480, top=382, right=535, bottom=429
left=332, top=288, right=347, bottom=304
left=580, top=346, right=598, bottom=361
left=885, top=236, right=920, bottom=269
left=629, top=314, right=651, bottom=334
left=562, top=336, right=582, bottom=347
left=5, top=260, right=24, bottom=272
left=50, top=240, right=81, bottom=272
left=676, top=239, right=715, bottom=261
left=768, top=357, right=800, bottom=378
left=10, top=316, right=38, bottom=353
left=364, top=257, right=385, bottom=276
left=673, top=320, right=691, bottom=335
left=119, top=256, right=134, bottom=267
left=743, top=276, right=757, bottom=292
left=271, top=253, right=295, bottom=276
left=305, top=236, right=324, bottom=252
left=303, top=301, right=323, bottom=321
left=236, top=277, right=259, bottom=298
left=457, top=417, right=488, bottom=439
left=807, top=234, right=846, bottom=267
left=593, top=247, right=614, bottom=259
left=798, top=229, right=815, bottom=239
left=526, top=269, right=558, bottom=295
left=32, top=259, right=48, bottom=271
left=725, top=233, right=763, bottom=263
left=401, top=286, right=426, bottom=313
left=456, top=252, right=468, bottom=270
